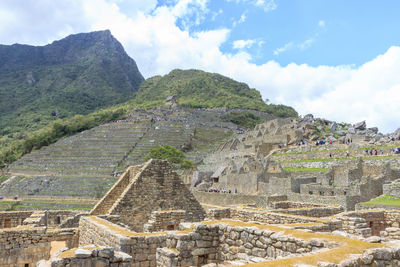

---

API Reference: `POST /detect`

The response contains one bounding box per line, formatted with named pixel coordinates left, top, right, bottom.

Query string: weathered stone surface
left=74, top=248, right=92, bottom=258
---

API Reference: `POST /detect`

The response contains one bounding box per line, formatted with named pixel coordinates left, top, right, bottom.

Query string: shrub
left=145, top=145, right=194, bottom=169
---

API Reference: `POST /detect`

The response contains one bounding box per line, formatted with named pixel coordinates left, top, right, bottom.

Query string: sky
left=1, top=0, right=400, bottom=133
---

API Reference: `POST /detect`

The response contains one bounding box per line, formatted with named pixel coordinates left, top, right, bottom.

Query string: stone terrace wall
left=192, top=191, right=268, bottom=207
left=269, top=206, right=344, bottom=218
left=230, top=208, right=332, bottom=226
left=271, top=201, right=325, bottom=209
left=79, top=216, right=167, bottom=267
left=108, top=160, right=205, bottom=232
left=0, top=211, right=33, bottom=228
left=383, top=179, right=400, bottom=197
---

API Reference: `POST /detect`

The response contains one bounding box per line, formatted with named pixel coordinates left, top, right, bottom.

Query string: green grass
left=13, top=204, right=92, bottom=211
left=362, top=194, right=400, bottom=207
left=279, top=155, right=400, bottom=164
left=361, top=145, right=399, bottom=150
left=0, top=176, right=8, bottom=183
left=283, top=167, right=329, bottom=172
left=133, top=69, right=297, bottom=117
left=274, top=148, right=348, bottom=156
left=280, top=157, right=356, bottom=163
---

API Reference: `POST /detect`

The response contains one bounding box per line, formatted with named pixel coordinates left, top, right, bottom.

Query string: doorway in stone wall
left=197, top=255, right=208, bottom=266
left=4, top=218, right=11, bottom=228
left=166, top=224, right=175, bottom=230
left=50, top=241, right=66, bottom=258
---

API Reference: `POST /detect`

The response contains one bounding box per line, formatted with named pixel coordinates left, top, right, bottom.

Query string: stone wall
left=288, top=192, right=361, bottom=211
left=271, top=201, right=324, bottom=209
left=269, top=206, right=344, bottom=218
left=46, top=210, right=82, bottom=228
left=321, top=246, right=400, bottom=266
left=192, top=191, right=268, bottom=207
left=144, top=210, right=186, bottom=232
left=157, top=222, right=334, bottom=266
left=383, top=179, right=400, bottom=197
left=0, top=211, right=32, bottom=228
left=207, top=208, right=231, bottom=220
left=335, top=210, right=392, bottom=237
left=0, top=225, right=77, bottom=266
left=384, top=210, right=400, bottom=228
left=79, top=216, right=167, bottom=267
left=90, top=165, right=141, bottom=215
left=49, top=246, right=132, bottom=267
left=230, top=208, right=331, bottom=226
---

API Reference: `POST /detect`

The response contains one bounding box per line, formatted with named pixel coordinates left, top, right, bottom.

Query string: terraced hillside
left=272, top=142, right=400, bottom=172
left=1, top=107, right=254, bottom=199
left=2, top=121, right=151, bottom=198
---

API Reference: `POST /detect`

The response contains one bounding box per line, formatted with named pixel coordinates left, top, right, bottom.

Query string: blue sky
left=183, top=0, right=400, bottom=67
left=1, top=0, right=400, bottom=133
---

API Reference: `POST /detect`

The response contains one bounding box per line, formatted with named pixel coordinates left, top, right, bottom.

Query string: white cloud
left=226, top=0, right=277, bottom=12
left=273, top=42, right=293, bottom=55
left=1, top=0, right=400, bottom=133
left=233, top=39, right=255, bottom=49
left=254, top=0, right=277, bottom=11
left=211, top=9, right=223, bottom=21
left=318, top=20, right=325, bottom=27
left=298, top=38, right=314, bottom=50
left=238, top=11, right=247, bottom=23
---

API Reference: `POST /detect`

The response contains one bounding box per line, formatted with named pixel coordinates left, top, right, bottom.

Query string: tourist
left=346, top=151, right=350, bottom=157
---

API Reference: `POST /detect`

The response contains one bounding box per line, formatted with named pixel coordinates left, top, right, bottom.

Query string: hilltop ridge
left=0, top=30, right=144, bottom=142
left=134, top=69, right=297, bottom=118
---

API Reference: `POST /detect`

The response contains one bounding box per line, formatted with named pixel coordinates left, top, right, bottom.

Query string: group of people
left=205, top=188, right=237, bottom=194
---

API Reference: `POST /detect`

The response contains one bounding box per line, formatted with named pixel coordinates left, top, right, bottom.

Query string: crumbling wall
left=49, top=246, right=132, bottom=267
left=157, top=222, right=334, bottom=266
left=0, top=226, right=77, bottom=266
left=0, top=211, right=32, bottom=228
left=144, top=210, right=186, bottom=232
left=79, top=216, right=167, bottom=266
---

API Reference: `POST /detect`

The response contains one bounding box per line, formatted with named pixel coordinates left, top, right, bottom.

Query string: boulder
left=368, top=127, right=378, bottom=134
left=348, top=127, right=356, bottom=134
left=354, top=121, right=366, bottom=130
left=330, top=122, right=337, bottom=131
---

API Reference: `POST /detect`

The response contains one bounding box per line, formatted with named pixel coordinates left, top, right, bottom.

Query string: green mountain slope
left=134, top=69, right=297, bottom=117
left=0, top=30, right=144, bottom=144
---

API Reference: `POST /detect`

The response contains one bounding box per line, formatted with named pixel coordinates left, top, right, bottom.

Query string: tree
left=145, top=145, right=193, bottom=169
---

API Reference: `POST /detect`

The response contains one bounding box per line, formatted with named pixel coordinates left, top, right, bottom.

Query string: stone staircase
left=90, top=165, right=142, bottom=215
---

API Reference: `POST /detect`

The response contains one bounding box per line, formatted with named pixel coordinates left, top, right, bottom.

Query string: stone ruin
left=90, top=159, right=205, bottom=232
left=193, top=117, right=400, bottom=211
left=1, top=159, right=400, bottom=266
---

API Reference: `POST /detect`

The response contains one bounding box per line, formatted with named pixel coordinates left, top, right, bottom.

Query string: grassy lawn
left=280, top=157, right=356, bottom=163
left=362, top=194, right=400, bottom=207
left=283, top=167, right=329, bottom=172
